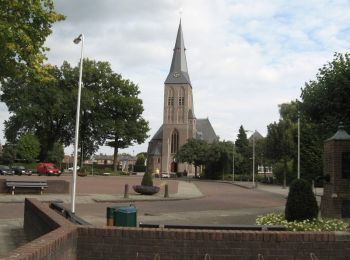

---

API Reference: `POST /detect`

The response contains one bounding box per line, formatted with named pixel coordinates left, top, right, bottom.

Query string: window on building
left=171, top=130, right=179, bottom=154
left=179, top=97, right=184, bottom=106
left=168, top=97, right=174, bottom=106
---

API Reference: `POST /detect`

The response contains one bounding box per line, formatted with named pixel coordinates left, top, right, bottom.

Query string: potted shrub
left=132, top=172, right=160, bottom=195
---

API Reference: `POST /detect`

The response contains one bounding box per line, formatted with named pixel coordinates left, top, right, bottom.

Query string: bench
left=6, top=180, right=48, bottom=195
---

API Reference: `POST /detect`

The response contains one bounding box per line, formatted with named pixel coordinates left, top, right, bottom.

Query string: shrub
left=141, top=172, right=153, bottom=186
left=285, top=178, right=318, bottom=221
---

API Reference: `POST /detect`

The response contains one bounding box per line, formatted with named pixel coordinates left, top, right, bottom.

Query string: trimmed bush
left=141, top=172, right=153, bottom=187
left=285, top=178, right=318, bottom=221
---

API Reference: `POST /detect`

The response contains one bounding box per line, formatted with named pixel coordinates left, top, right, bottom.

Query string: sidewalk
left=0, top=181, right=203, bottom=204
left=231, top=181, right=323, bottom=197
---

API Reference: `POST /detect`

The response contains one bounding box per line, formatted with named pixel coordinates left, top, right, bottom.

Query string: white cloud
left=1, top=0, right=350, bottom=155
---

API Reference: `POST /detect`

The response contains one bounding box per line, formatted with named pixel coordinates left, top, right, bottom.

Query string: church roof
left=164, top=21, right=192, bottom=86
left=151, top=125, right=163, bottom=140
left=196, top=118, right=218, bottom=143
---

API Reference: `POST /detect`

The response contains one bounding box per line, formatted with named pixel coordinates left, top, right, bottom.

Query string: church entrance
left=170, top=162, right=178, bottom=173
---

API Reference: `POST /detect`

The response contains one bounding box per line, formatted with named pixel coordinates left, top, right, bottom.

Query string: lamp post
left=246, top=130, right=256, bottom=187
left=71, top=33, right=84, bottom=214
left=232, top=142, right=235, bottom=183
left=297, top=112, right=300, bottom=179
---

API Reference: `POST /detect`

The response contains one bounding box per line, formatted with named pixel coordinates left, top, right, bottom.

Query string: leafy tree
left=301, top=53, right=350, bottom=136
left=100, top=74, right=150, bottom=171
left=235, top=125, right=250, bottom=174
left=175, top=139, right=209, bottom=178
left=285, top=179, right=318, bottom=221
left=0, top=0, right=64, bottom=82
left=205, top=141, right=233, bottom=180
left=134, top=153, right=146, bottom=172
left=265, top=119, right=295, bottom=188
left=1, top=64, right=75, bottom=160
left=1, top=144, right=16, bottom=165
left=16, top=134, right=40, bottom=162
left=46, top=142, right=64, bottom=165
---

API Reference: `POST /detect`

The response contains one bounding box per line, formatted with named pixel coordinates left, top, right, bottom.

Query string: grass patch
left=256, top=212, right=348, bottom=231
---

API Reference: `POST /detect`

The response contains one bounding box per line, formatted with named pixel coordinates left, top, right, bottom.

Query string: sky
left=3, top=0, right=350, bottom=156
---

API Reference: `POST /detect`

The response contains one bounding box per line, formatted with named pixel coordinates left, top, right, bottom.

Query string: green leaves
left=0, top=0, right=64, bottom=82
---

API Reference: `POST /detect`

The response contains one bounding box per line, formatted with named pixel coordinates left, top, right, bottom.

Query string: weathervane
left=179, top=8, right=183, bottom=20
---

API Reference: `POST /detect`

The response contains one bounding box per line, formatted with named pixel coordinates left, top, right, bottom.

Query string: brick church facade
left=147, top=21, right=217, bottom=174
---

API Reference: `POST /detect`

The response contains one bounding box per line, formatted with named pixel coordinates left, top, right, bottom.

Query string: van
left=37, top=163, right=61, bottom=176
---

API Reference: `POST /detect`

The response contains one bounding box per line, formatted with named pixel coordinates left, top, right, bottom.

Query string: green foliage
left=176, top=139, right=209, bottom=177
left=272, top=160, right=294, bottom=185
left=134, top=153, right=146, bottom=172
left=256, top=212, right=348, bottom=232
left=0, top=1, right=65, bottom=82
left=205, top=141, right=233, bottom=179
left=235, top=125, right=250, bottom=174
left=301, top=53, right=350, bottom=136
left=285, top=179, right=318, bottom=222
left=16, top=134, right=40, bottom=162
left=1, top=145, right=16, bottom=165
left=46, top=142, right=64, bottom=164
left=141, top=172, right=153, bottom=187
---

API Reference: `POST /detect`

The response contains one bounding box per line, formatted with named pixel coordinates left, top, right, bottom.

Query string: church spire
left=165, top=21, right=191, bottom=85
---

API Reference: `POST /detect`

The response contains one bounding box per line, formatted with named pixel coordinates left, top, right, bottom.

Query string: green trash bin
left=114, top=206, right=137, bottom=227
left=106, top=205, right=129, bottom=226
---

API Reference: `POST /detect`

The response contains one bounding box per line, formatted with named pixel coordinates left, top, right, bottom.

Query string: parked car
left=0, top=165, right=13, bottom=175
left=12, top=166, right=32, bottom=176
left=36, top=163, right=61, bottom=176
left=67, top=166, right=80, bottom=172
left=161, top=172, right=170, bottom=178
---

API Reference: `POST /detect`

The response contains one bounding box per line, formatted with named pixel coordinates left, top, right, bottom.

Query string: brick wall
left=76, top=227, right=350, bottom=260
left=5, top=199, right=77, bottom=260
left=4, top=199, right=350, bottom=260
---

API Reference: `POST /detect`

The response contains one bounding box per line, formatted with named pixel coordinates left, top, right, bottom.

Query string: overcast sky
left=3, top=0, right=350, bottom=156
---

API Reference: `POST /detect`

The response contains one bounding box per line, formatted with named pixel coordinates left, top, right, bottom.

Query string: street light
left=232, top=142, right=235, bottom=183
left=297, top=112, right=300, bottom=179
left=246, top=130, right=256, bottom=188
left=71, top=33, right=84, bottom=214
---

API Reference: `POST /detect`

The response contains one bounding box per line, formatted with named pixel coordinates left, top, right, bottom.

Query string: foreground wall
left=4, top=199, right=350, bottom=260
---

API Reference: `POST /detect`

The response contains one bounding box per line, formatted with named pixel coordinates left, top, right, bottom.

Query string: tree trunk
left=113, top=145, right=119, bottom=172
left=194, top=165, right=198, bottom=178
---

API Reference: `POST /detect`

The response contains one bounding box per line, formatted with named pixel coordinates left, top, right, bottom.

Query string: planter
left=132, top=185, right=160, bottom=195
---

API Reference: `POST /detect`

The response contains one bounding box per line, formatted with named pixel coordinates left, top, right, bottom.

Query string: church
left=147, top=21, right=218, bottom=175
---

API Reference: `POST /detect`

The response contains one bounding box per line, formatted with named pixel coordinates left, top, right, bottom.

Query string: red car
left=36, top=163, right=61, bottom=176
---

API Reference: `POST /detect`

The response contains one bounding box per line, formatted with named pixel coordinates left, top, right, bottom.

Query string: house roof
left=326, top=123, right=350, bottom=141
left=164, top=21, right=191, bottom=86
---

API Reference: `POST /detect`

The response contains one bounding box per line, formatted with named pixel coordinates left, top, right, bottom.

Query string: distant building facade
left=147, top=22, right=217, bottom=174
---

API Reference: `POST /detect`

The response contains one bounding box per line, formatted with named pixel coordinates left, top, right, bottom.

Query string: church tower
left=147, top=21, right=217, bottom=175
left=161, top=21, right=196, bottom=173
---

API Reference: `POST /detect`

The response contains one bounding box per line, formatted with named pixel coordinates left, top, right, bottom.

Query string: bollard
left=124, top=184, right=129, bottom=198
left=164, top=184, right=169, bottom=198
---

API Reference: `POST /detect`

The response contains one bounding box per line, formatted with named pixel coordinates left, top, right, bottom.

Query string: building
left=147, top=21, right=217, bottom=174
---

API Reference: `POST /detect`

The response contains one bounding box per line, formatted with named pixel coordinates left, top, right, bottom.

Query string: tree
left=235, top=125, right=250, bottom=175
left=1, top=64, right=75, bottom=161
left=16, top=134, right=40, bottom=162
left=301, top=52, right=350, bottom=137
left=46, top=142, right=64, bottom=165
left=1, top=145, right=16, bottom=165
left=0, top=1, right=64, bottom=82
left=100, top=75, right=150, bottom=171
left=265, top=120, right=295, bottom=188
left=175, top=139, right=209, bottom=178
left=205, top=141, right=233, bottom=180
left=134, top=153, right=146, bottom=172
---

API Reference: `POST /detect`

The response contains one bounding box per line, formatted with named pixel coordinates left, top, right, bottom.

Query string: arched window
left=171, top=129, right=179, bottom=154
left=168, top=87, right=174, bottom=106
